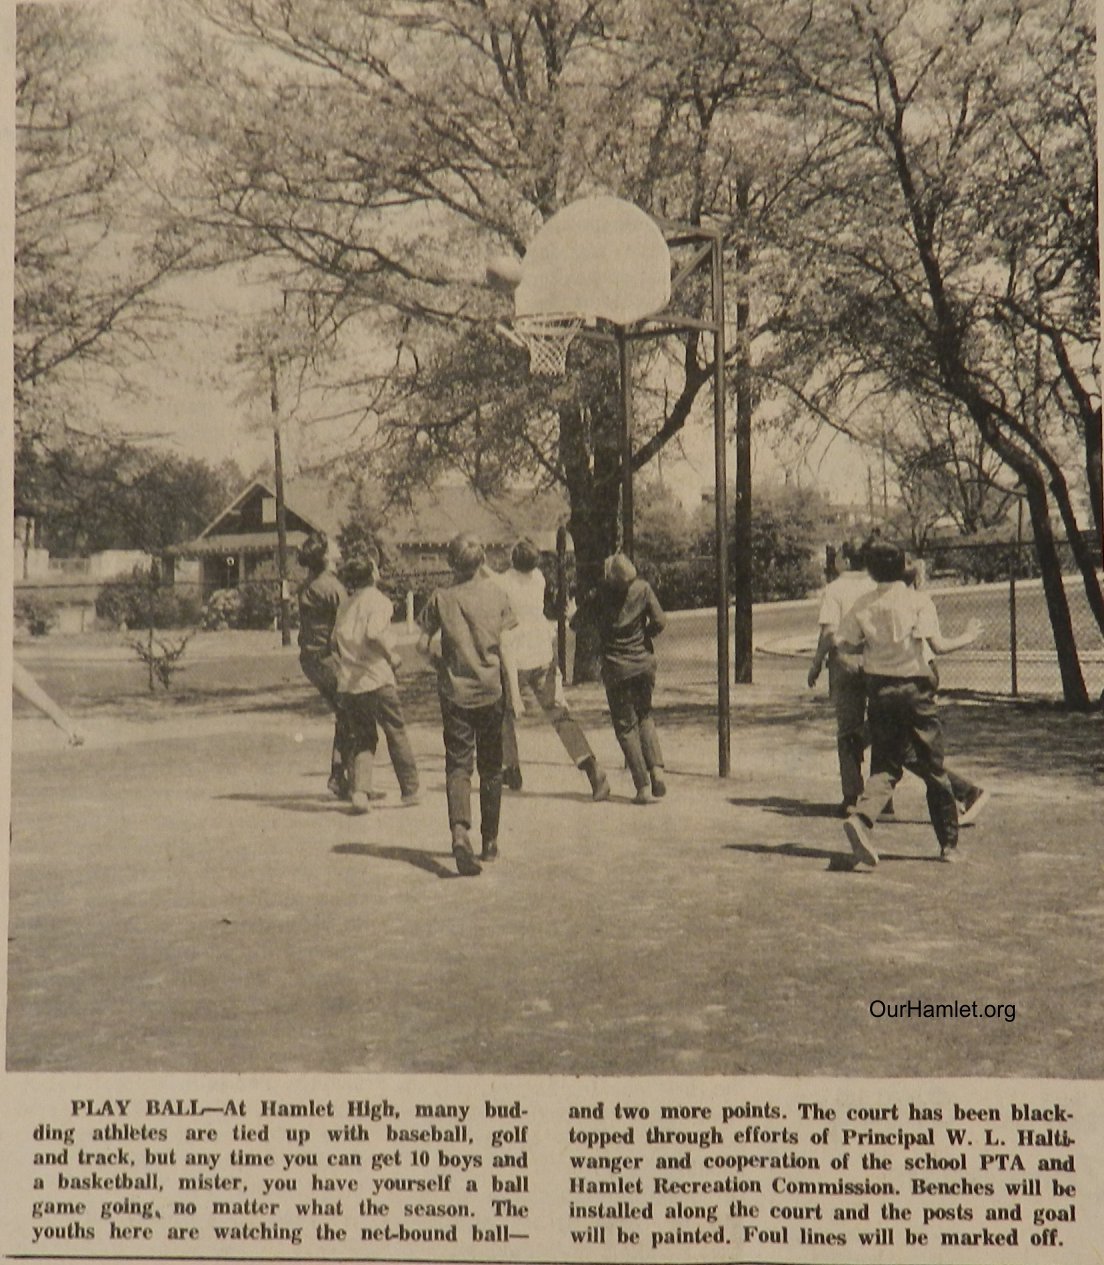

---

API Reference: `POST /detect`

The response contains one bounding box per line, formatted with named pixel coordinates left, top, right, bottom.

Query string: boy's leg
left=829, top=656, right=866, bottom=807
left=605, top=677, right=650, bottom=793
left=632, top=672, right=664, bottom=769
left=536, top=663, right=599, bottom=769
left=944, top=767, right=991, bottom=828
left=945, top=768, right=976, bottom=801
left=845, top=679, right=907, bottom=864
left=501, top=669, right=540, bottom=789
left=343, top=693, right=379, bottom=810
left=301, top=653, right=349, bottom=793
left=474, top=697, right=506, bottom=856
left=906, top=682, right=959, bottom=856
left=501, top=706, right=521, bottom=781
left=371, top=685, right=420, bottom=800
left=333, top=695, right=356, bottom=793
left=441, top=697, right=476, bottom=830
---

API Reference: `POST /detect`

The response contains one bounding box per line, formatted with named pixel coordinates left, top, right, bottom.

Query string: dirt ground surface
left=7, top=630, right=1103, bottom=1078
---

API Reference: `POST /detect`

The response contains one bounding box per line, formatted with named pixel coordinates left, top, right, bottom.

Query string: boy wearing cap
left=836, top=541, right=981, bottom=867
left=418, top=534, right=524, bottom=876
left=334, top=546, right=420, bottom=812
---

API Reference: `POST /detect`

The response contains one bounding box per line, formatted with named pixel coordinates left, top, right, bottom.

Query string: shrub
left=237, top=580, right=284, bottom=629
left=200, top=579, right=299, bottom=631
left=95, top=567, right=202, bottom=630
left=201, top=588, right=244, bottom=631
left=15, top=593, right=59, bottom=636
left=131, top=632, right=192, bottom=691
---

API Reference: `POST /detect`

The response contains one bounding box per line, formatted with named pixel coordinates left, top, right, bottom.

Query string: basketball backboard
left=513, top=196, right=672, bottom=326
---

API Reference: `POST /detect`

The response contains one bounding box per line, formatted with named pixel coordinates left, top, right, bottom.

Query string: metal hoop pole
left=712, top=234, right=731, bottom=777
left=618, top=328, right=634, bottom=558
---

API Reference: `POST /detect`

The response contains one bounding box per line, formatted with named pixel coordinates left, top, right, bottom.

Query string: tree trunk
left=1045, top=461, right=1104, bottom=638
left=1022, top=475, right=1090, bottom=709
left=559, top=400, right=621, bottom=683
left=1085, top=406, right=1102, bottom=551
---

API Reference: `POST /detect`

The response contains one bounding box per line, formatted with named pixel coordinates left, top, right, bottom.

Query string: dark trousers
left=604, top=669, right=663, bottom=790
left=440, top=694, right=505, bottom=843
left=832, top=656, right=978, bottom=806
left=502, top=664, right=595, bottom=771
left=340, top=685, right=420, bottom=798
left=300, top=651, right=354, bottom=785
left=829, top=654, right=867, bottom=803
left=854, top=676, right=958, bottom=850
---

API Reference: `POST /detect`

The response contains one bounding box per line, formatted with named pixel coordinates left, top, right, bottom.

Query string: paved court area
left=7, top=635, right=1102, bottom=1077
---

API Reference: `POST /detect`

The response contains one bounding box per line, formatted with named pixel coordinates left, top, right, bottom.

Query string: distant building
left=165, top=477, right=570, bottom=595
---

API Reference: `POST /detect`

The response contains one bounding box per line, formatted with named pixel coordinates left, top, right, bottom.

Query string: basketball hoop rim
left=508, top=313, right=584, bottom=378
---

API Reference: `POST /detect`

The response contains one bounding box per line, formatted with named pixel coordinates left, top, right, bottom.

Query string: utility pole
left=733, top=176, right=753, bottom=684
left=269, top=355, right=292, bottom=647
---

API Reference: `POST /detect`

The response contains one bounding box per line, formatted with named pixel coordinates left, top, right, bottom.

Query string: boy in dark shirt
left=418, top=534, right=523, bottom=876
left=590, top=552, right=668, bottom=804
left=296, top=531, right=352, bottom=797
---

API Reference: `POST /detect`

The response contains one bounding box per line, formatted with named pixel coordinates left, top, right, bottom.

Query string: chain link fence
left=537, top=539, right=1104, bottom=701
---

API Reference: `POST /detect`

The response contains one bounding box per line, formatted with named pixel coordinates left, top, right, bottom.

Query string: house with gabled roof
left=166, top=476, right=569, bottom=595
left=163, top=477, right=345, bottom=593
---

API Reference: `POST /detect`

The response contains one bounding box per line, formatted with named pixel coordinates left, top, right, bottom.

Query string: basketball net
left=513, top=314, right=584, bottom=377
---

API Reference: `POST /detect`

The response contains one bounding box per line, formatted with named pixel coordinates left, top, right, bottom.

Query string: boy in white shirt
left=808, top=538, right=875, bottom=813
left=334, top=546, right=420, bottom=813
left=497, top=539, right=609, bottom=801
left=836, top=541, right=981, bottom=867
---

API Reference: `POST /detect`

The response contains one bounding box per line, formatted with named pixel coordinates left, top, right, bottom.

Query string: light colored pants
left=502, top=663, right=595, bottom=771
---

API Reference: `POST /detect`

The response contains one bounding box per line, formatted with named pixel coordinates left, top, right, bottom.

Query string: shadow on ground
left=332, top=841, right=457, bottom=880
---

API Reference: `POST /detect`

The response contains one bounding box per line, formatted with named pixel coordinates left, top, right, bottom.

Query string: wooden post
left=270, top=356, right=292, bottom=647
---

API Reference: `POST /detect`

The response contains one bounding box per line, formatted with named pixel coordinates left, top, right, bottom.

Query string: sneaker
left=958, top=787, right=990, bottom=827
left=650, top=770, right=667, bottom=798
left=503, top=766, right=523, bottom=792
left=939, top=846, right=961, bottom=863
left=348, top=791, right=371, bottom=815
left=480, top=838, right=499, bottom=862
left=400, top=790, right=422, bottom=807
left=843, top=815, right=879, bottom=867
left=632, top=786, right=653, bottom=806
left=451, top=827, right=481, bottom=877
left=591, top=771, right=611, bottom=802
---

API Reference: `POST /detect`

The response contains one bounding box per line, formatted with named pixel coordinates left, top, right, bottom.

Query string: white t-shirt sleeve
left=914, top=593, right=942, bottom=644
left=816, top=588, right=840, bottom=630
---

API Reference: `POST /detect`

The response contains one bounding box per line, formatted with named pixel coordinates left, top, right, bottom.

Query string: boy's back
left=422, top=574, right=517, bottom=707
left=596, top=576, right=665, bottom=680
left=842, top=582, right=940, bottom=678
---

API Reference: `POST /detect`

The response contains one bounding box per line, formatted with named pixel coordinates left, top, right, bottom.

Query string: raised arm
left=928, top=618, right=983, bottom=656
left=12, top=661, right=84, bottom=745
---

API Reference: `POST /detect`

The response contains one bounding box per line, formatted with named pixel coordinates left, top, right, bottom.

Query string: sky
left=39, top=0, right=877, bottom=509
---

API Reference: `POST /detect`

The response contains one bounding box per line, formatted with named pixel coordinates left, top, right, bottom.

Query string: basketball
left=485, top=252, right=523, bottom=291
